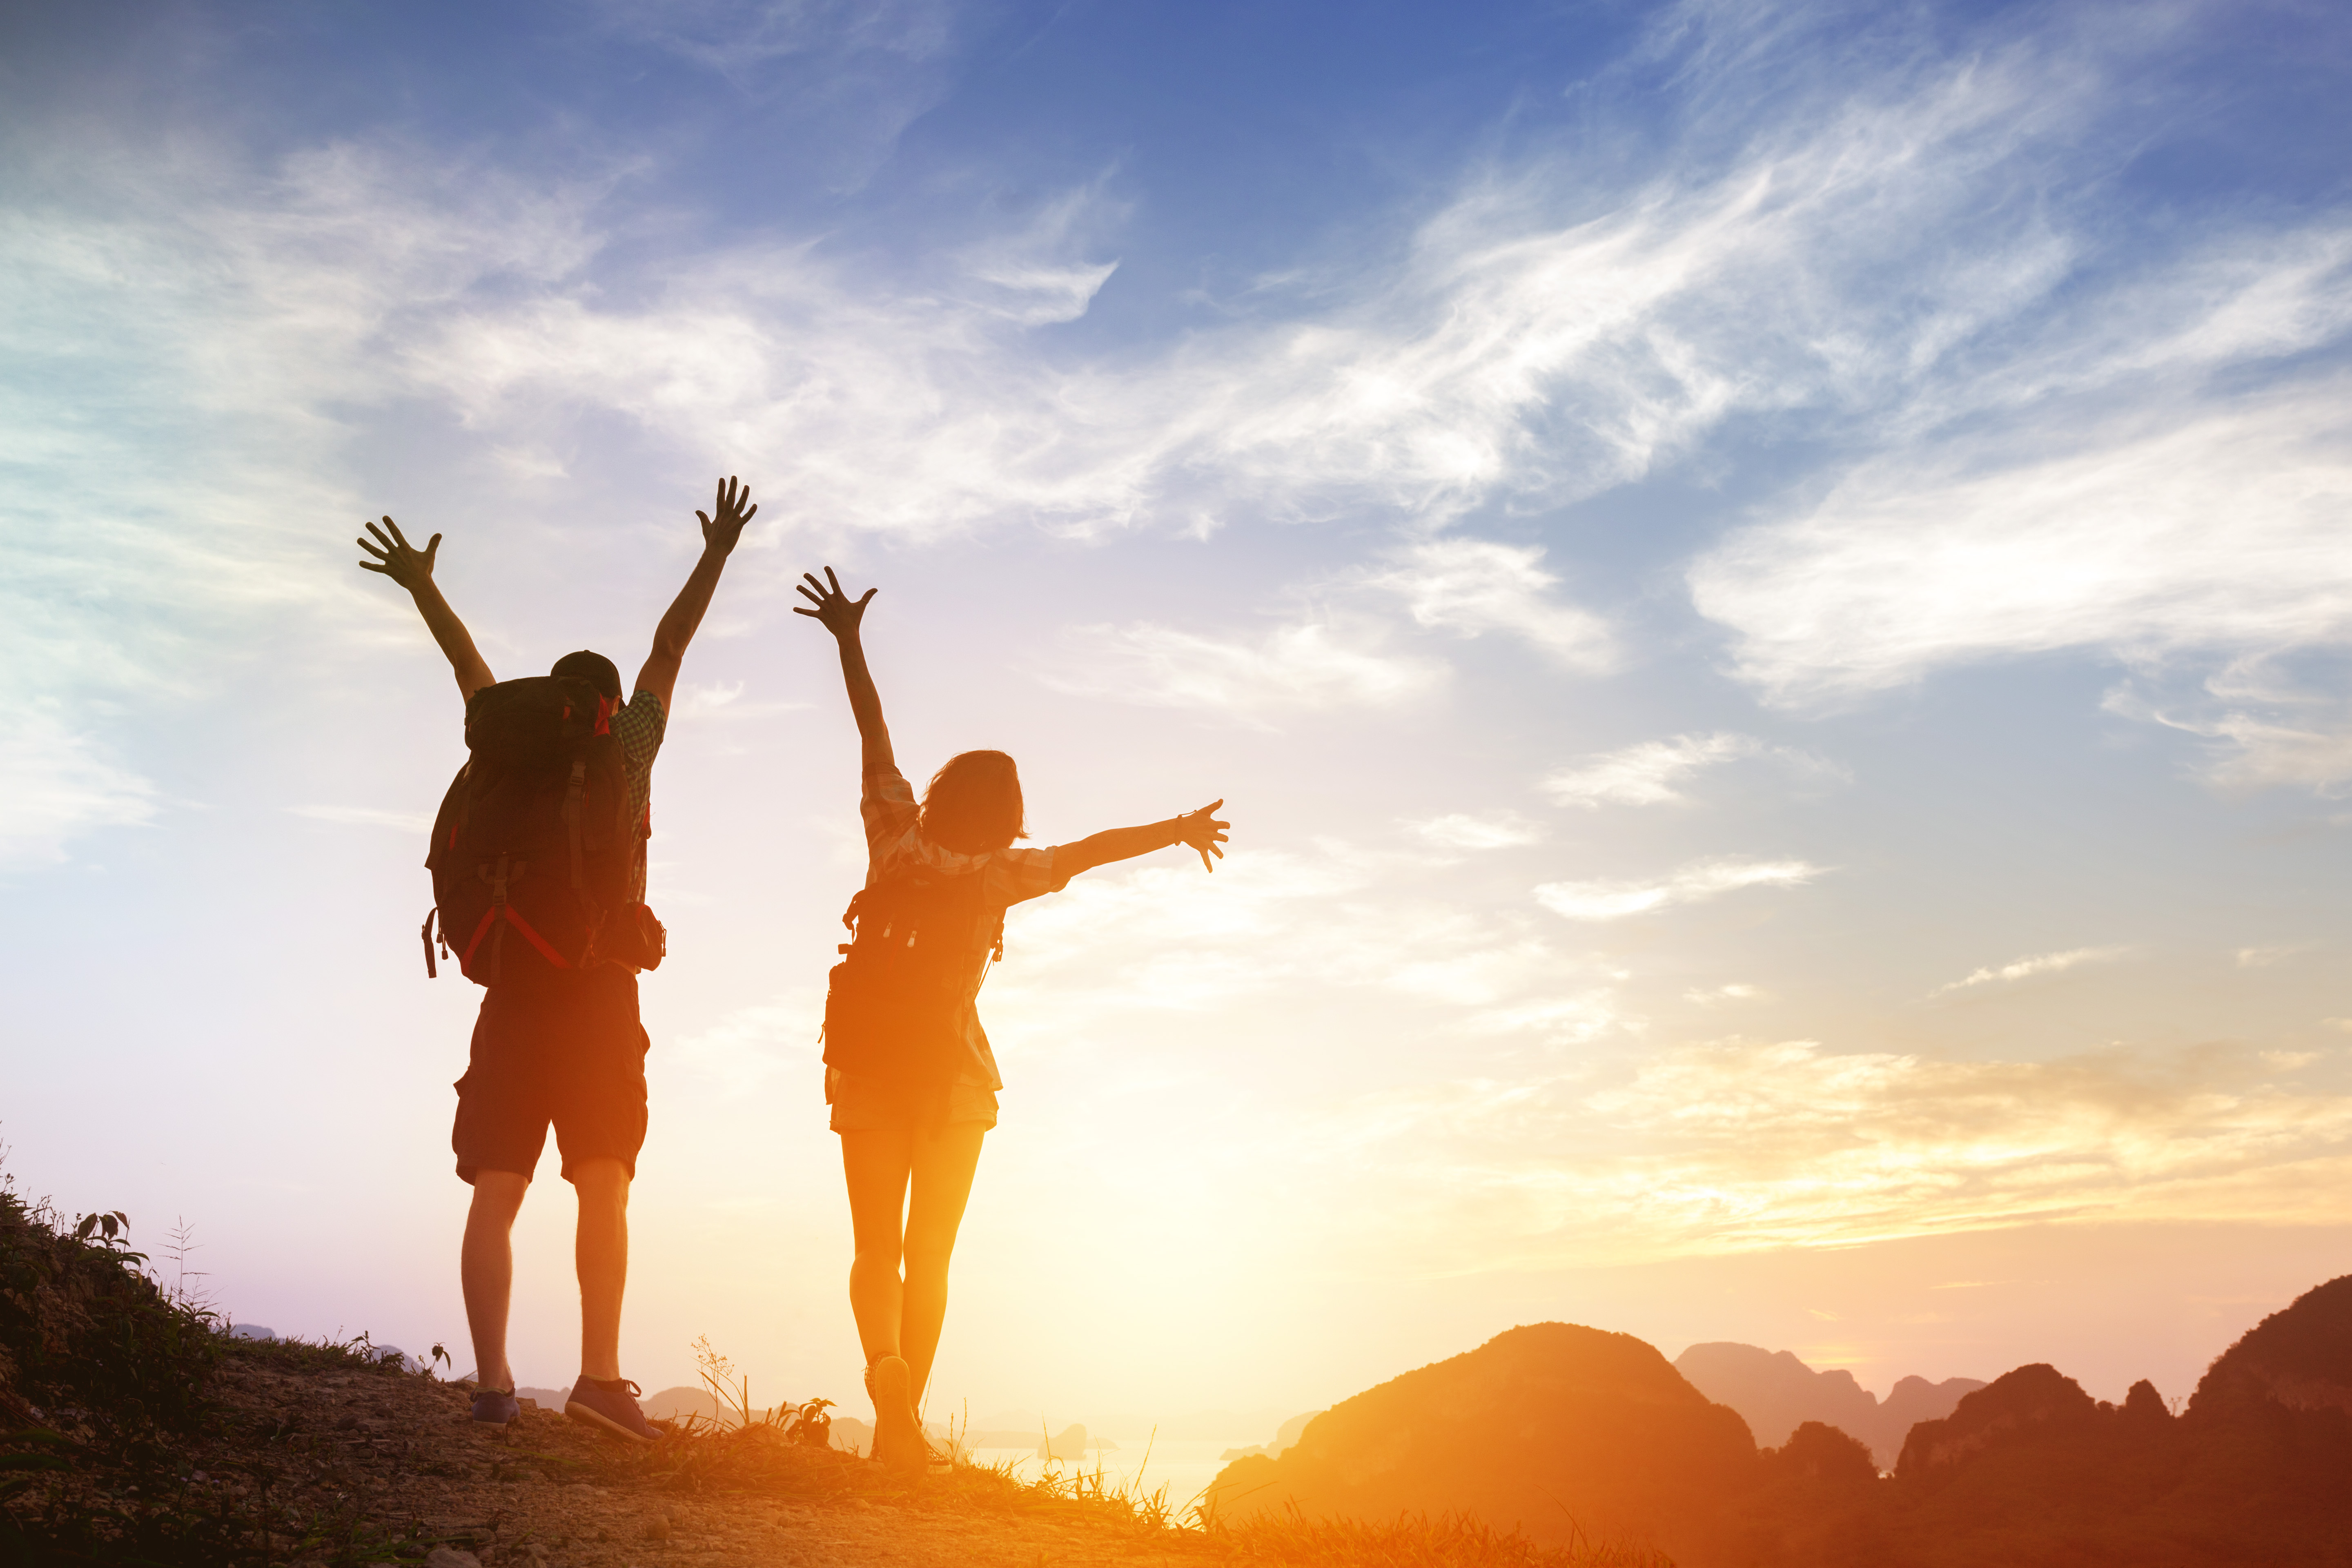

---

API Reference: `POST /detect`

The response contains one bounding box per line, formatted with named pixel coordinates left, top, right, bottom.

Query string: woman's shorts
left=826, top=1067, right=998, bottom=1133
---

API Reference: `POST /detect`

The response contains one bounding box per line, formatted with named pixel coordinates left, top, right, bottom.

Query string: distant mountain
left=1220, top=1409, right=1321, bottom=1462
left=1674, top=1342, right=1984, bottom=1468
left=1038, top=1422, right=1089, bottom=1461
left=1205, top=1323, right=1756, bottom=1559
left=638, top=1385, right=725, bottom=1423
left=971, top=1407, right=1292, bottom=1441
left=1205, top=1276, right=2352, bottom=1565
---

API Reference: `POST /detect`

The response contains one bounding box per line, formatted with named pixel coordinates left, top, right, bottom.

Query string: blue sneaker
left=470, top=1385, right=520, bottom=1425
left=565, top=1376, right=659, bottom=1442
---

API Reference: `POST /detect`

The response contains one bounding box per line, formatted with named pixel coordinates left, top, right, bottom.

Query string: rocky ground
left=154, top=1343, right=1221, bottom=1566
left=1, top=1184, right=1628, bottom=1568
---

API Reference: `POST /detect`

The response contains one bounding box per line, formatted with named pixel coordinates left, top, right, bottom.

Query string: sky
left=5, top=0, right=2352, bottom=1439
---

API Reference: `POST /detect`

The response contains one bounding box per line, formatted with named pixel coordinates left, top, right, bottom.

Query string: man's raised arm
left=634, top=476, right=757, bottom=713
left=357, top=516, right=495, bottom=704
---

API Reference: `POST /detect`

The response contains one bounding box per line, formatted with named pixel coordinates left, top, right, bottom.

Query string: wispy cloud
left=668, top=990, right=824, bottom=1098
left=1534, top=856, right=1823, bottom=921
left=0, top=710, right=157, bottom=869
left=1542, top=732, right=1764, bottom=808
left=107, top=0, right=2220, bottom=562
left=968, top=839, right=1616, bottom=1038
left=1930, top=945, right=2128, bottom=997
left=587, top=0, right=959, bottom=190
left=1407, top=812, right=1545, bottom=851
left=1311, top=1038, right=2352, bottom=1267
left=2106, top=655, right=2352, bottom=796
left=1693, top=381, right=2352, bottom=708
left=1040, top=619, right=1440, bottom=721
left=286, top=804, right=434, bottom=834
left=667, top=680, right=812, bottom=724
left=1359, top=539, right=1615, bottom=669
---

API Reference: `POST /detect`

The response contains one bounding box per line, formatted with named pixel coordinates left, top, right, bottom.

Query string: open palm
left=793, top=566, right=876, bottom=638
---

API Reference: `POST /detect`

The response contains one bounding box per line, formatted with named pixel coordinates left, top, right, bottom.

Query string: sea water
left=960, top=1437, right=1250, bottom=1520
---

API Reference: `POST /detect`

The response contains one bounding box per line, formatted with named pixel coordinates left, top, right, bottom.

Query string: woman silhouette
left=795, top=568, right=1229, bottom=1473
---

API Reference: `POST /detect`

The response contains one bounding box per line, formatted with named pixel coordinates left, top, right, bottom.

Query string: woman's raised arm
left=1056, top=800, right=1228, bottom=879
left=793, top=566, right=895, bottom=777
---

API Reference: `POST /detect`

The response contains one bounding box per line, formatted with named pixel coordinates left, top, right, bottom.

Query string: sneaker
left=470, top=1386, right=521, bottom=1425
left=865, top=1356, right=926, bottom=1474
left=564, top=1376, right=659, bottom=1443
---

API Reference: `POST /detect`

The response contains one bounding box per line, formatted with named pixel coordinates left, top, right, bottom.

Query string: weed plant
left=1, top=1180, right=1673, bottom=1568
left=0, top=1161, right=435, bottom=1566
left=611, top=1346, right=1672, bottom=1566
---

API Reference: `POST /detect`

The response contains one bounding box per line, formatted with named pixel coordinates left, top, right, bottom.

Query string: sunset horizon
left=7, top=0, right=2352, bottom=1512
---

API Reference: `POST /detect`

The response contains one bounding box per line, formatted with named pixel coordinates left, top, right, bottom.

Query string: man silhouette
left=356, top=477, right=757, bottom=1439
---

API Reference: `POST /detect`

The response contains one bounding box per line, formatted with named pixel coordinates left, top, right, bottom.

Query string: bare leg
left=461, top=1172, right=530, bottom=1391
left=570, top=1157, right=630, bottom=1382
left=840, top=1129, right=916, bottom=1368
left=902, top=1124, right=986, bottom=1411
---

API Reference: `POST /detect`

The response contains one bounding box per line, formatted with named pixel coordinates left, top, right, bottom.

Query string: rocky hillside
left=1204, top=1323, right=1756, bottom=1561
left=1210, top=1278, right=2352, bottom=1566
left=2, top=1174, right=1637, bottom=1566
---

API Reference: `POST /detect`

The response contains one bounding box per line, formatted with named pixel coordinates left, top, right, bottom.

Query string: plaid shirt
left=859, top=762, right=1067, bottom=1089
left=610, top=688, right=666, bottom=903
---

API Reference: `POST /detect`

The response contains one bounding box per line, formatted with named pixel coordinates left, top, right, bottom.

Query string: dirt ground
left=199, top=1352, right=1216, bottom=1568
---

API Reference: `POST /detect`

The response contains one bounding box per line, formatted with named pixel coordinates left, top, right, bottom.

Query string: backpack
left=820, top=868, right=1004, bottom=1118
left=418, top=675, right=665, bottom=984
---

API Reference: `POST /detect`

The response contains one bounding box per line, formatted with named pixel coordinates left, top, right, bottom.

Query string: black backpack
left=420, top=676, right=664, bottom=984
left=821, top=868, right=1004, bottom=1116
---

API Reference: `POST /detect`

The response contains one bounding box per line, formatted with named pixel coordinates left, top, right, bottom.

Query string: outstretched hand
left=697, top=476, right=758, bottom=556
left=356, top=516, right=441, bottom=594
left=1174, top=800, right=1229, bottom=872
left=792, top=566, right=876, bottom=639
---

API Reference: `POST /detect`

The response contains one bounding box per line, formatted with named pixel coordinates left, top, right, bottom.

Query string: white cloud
left=1360, top=539, right=1614, bottom=669
left=1542, top=732, right=1765, bottom=808
left=65, top=0, right=2206, bottom=564
left=0, top=710, right=157, bottom=868
left=1460, top=993, right=1633, bottom=1045
left=1040, top=619, right=1440, bottom=720
left=286, top=804, right=434, bottom=833
left=2107, top=657, right=2352, bottom=797
left=1311, top=1038, right=2352, bottom=1267
left=670, top=991, right=824, bottom=1098
left=596, top=0, right=953, bottom=74
left=1692, top=384, right=2352, bottom=707
left=587, top=0, right=959, bottom=191
left=957, top=838, right=1625, bottom=1049
left=667, top=681, right=811, bottom=724
left=1534, top=855, right=1823, bottom=921
left=1407, top=811, right=1545, bottom=851
left=1930, top=945, right=2128, bottom=997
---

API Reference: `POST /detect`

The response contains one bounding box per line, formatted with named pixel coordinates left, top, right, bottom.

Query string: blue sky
left=6, top=0, right=2352, bottom=1432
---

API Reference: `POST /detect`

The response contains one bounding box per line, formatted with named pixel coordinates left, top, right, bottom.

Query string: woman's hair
left=920, top=750, right=1026, bottom=855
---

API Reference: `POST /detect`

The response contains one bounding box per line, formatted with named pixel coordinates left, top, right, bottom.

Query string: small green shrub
left=0, top=1175, right=219, bottom=1438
